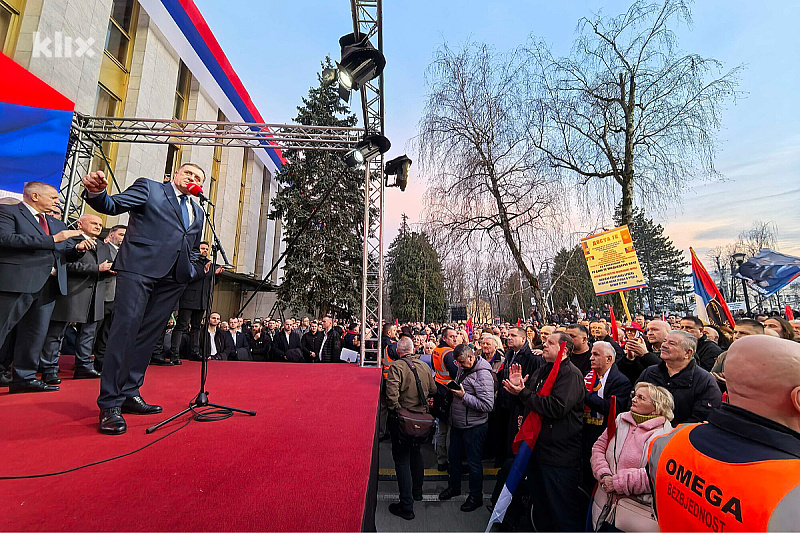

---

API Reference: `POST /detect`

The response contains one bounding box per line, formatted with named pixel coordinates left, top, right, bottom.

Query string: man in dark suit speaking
left=82, top=164, right=207, bottom=435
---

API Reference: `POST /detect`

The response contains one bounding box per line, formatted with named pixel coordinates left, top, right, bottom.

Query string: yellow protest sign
left=581, top=225, right=647, bottom=296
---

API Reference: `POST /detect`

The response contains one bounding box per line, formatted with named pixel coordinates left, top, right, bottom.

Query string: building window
left=232, top=148, right=249, bottom=268
left=205, top=110, right=225, bottom=240
left=173, top=60, right=191, bottom=120
left=90, top=84, right=121, bottom=174
left=105, top=0, right=135, bottom=66
left=0, top=0, right=25, bottom=56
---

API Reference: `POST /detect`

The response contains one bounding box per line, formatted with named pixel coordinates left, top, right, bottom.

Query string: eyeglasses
left=630, top=391, right=652, bottom=402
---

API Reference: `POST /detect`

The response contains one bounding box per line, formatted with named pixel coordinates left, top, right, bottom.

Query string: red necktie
left=37, top=213, right=50, bottom=235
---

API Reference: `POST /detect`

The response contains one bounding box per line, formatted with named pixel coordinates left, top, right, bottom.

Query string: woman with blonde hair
left=590, top=382, right=675, bottom=531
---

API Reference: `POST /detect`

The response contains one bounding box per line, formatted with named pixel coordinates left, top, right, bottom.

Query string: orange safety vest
left=381, top=344, right=399, bottom=380
left=432, top=345, right=454, bottom=386
left=649, top=423, right=800, bottom=532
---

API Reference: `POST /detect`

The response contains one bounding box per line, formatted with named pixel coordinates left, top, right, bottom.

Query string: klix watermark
left=32, top=32, right=96, bottom=59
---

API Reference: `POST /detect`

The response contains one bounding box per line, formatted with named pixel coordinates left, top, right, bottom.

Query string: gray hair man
left=637, top=330, right=721, bottom=425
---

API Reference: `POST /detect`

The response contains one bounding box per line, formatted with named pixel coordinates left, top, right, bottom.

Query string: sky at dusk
left=194, top=0, right=800, bottom=263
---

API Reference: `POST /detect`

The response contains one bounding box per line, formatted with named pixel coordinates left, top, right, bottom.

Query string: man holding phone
left=618, top=320, right=669, bottom=385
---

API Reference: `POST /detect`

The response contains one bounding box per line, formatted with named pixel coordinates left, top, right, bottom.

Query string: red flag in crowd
left=466, top=317, right=474, bottom=340
left=786, top=305, right=795, bottom=321
left=395, top=318, right=399, bottom=327
left=607, top=395, right=618, bottom=441
left=512, top=341, right=566, bottom=454
left=516, top=318, right=521, bottom=327
left=609, top=305, right=619, bottom=342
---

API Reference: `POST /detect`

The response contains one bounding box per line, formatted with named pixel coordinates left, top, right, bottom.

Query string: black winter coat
left=637, top=358, right=721, bottom=425
left=518, top=358, right=585, bottom=467
left=694, top=335, right=724, bottom=371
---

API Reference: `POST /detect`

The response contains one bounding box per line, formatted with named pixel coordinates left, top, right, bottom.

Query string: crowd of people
left=380, top=313, right=800, bottom=531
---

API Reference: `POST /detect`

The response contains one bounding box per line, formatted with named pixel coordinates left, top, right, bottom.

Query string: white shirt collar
left=171, top=181, right=185, bottom=199
left=23, top=201, right=44, bottom=217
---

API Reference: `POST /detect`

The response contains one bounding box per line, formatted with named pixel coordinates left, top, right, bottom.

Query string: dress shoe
left=9, top=379, right=59, bottom=393
left=412, top=491, right=423, bottom=502
left=460, top=495, right=482, bottom=512
left=388, top=503, right=415, bottom=521
left=121, top=395, right=163, bottom=415
left=41, top=372, right=61, bottom=385
left=149, top=357, right=173, bottom=366
left=170, top=357, right=182, bottom=365
left=73, top=367, right=102, bottom=379
left=438, top=487, right=461, bottom=501
left=0, top=371, right=12, bottom=386
left=99, top=407, right=126, bottom=435
left=437, top=462, right=449, bottom=472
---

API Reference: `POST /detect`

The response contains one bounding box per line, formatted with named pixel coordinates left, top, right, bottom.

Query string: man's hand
left=98, top=260, right=114, bottom=272
left=76, top=238, right=97, bottom=251
left=712, top=371, right=726, bottom=384
left=215, top=266, right=224, bottom=275
left=53, top=229, right=82, bottom=243
left=452, top=384, right=466, bottom=399
left=625, top=337, right=647, bottom=359
left=82, top=171, right=108, bottom=194
left=502, top=363, right=529, bottom=396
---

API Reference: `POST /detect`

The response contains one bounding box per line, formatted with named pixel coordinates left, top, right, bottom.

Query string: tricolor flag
left=466, top=317, right=474, bottom=341
left=690, top=247, right=735, bottom=328
left=486, top=342, right=567, bottom=531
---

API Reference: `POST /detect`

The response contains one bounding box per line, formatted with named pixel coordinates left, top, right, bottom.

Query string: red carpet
left=0, top=357, right=381, bottom=531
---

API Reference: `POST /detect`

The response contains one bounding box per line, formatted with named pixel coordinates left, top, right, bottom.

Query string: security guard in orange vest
left=432, top=327, right=459, bottom=470
left=648, top=335, right=800, bottom=531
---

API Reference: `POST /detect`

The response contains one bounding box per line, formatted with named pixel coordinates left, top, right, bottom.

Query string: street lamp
left=732, top=252, right=752, bottom=316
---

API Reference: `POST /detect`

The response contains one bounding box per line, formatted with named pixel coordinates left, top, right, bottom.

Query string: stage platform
left=0, top=358, right=382, bottom=531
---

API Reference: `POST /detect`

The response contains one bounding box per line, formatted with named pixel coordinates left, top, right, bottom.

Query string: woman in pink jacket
left=590, top=382, right=675, bottom=531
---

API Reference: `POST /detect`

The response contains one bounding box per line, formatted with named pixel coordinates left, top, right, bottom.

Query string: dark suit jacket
left=203, top=328, right=235, bottom=360
left=0, top=203, right=81, bottom=295
left=179, top=257, right=215, bottom=310
left=319, top=328, right=342, bottom=363
left=272, top=330, right=302, bottom=360
left=97, top=242, right=118, bottom=303
left=51, top=238, right=112, bottom=323
left=84, top=178, right=203, bottom=283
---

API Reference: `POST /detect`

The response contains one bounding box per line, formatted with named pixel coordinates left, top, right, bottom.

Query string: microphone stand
left=147, top=196, right=256, bottom=434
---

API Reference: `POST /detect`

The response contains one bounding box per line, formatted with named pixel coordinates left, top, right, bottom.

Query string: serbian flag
left=786, top=305, right=795, bottom=321
left=0, top=53, right=74, bottom=194
left=466, top=317, right=474, bottom=340
left=691, top=247, right=736, bottom=328
left=609, top=305, right=619, bottom=342
left=486, top=342, right=566, bottom=531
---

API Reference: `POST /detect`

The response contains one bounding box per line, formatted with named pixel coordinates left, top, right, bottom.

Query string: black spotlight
left=337, top=33, right=386, bottom=102
left=344, top=134, right=391, bottom=169
left=385, top=155, right=412, bottom=192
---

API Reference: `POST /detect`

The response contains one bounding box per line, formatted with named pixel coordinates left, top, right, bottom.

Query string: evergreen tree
left=550, top=246, right=606, bottom=312
left=385, top=218, right=447, bottom=323
left=271, top=57, right=364, bottom=317
left=615, top=207, right=691, bottom=313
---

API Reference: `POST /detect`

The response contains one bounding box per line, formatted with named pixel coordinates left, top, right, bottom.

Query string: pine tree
left=385, top=218, right=447, bottom=323
left=615, top=207, right=691, bottom=313
left=271, top=57, right=365, bottom=317
left=550, top=246, right=606, bottom=312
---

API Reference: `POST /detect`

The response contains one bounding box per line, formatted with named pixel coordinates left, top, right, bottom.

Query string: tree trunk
left=621, top=72, right=636, bottom=226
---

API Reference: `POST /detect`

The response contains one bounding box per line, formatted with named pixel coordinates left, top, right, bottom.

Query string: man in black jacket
left=248, top=321, right=271, bottom=362
left=637, top=330, right=721, bottom=424
left=679, top=315, right=723, bottom=371
left=301, top=320, right=322, bottom=362
left=589, top=320, right=624, bottom=359
left=171, top=241, right=223, bottom=363
left=503, top=331, right=586, bottom=532
left=493, top=327, right=544, bottom=463
left=202, top=312, right=234, bottom=360
left=39, top=214, right=111, bottom=381
left=272, top=318, right=302, bottom=361
left=0, top=182, right=92, bottom=393
left=318, top=316, right=342, bottom=363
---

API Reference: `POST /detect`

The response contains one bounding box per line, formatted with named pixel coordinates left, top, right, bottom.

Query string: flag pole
left=619, top=291, right=632, bottom=322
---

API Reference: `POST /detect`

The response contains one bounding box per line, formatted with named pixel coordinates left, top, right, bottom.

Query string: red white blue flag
left=691, top=247, right=735, bottom=328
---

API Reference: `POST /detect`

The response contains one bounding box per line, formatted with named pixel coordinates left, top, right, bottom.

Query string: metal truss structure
left=351, top=0, right=385, bottom=368
left=59, top=0, right=386, bottom=368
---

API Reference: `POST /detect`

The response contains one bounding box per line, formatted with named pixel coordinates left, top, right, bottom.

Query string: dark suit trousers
left=0, top=278, right=58, bottom=382
left=98, top=271, right=186, bottom=409
left=93, top=300, right=115, bottom=370
left=40, top=319, right=98, bottom=373
left=0, top=326, right=15, bottom=372
left=171, top=307, right=204, bottom=357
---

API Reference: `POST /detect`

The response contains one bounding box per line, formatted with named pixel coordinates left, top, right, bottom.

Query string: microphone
left=186, top=182, right=214, bottom=205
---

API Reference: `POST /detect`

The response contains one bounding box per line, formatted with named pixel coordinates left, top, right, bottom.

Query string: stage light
left=322, top=67, right=338, bottom=85
left=343, top=134, right=391, bottom=170
left=384, top=155, right=412, bottom=192
left=336, top=33, right=386, bottom=103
